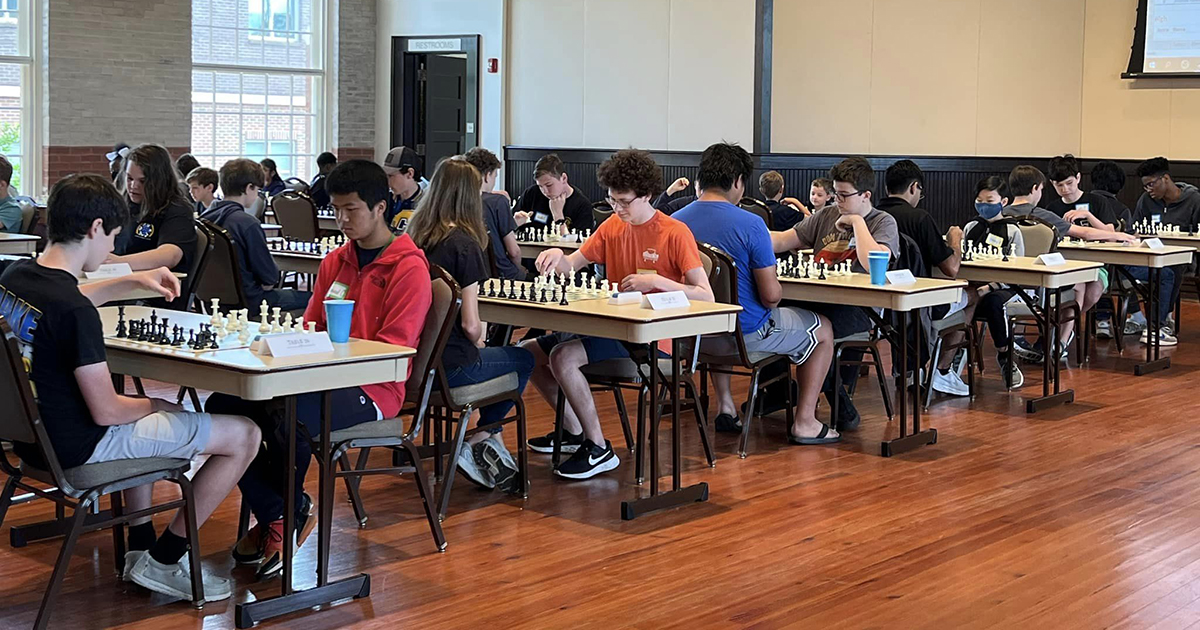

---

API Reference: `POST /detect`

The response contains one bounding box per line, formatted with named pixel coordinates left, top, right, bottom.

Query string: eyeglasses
left=833, top=189, right=868, bottom=201
left=606, top=195, right=640, bottom=209
left=1143, top=174, right=1166, bottom=191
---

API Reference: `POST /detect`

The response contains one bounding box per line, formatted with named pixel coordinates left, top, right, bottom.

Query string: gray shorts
left=702, top=307, right=823, bottom=364
left=86, top=411, right=213, bottom=465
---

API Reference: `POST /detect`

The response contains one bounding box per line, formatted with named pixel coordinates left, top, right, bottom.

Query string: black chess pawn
left=519, top=284, right=527, bottom=300
left=209, top=333, right=219, bottom=349
left=487, top=280, right=496, bottom=297
left=539, top=288, right=547, bottom=303
left=559, top=290, right=569, bottom=306
left=818, top=263, right=826, bottom=280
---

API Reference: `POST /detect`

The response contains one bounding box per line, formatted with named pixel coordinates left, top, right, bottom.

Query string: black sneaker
left=527, top=429, right=585, bottom=454
left=1012, top=338, right=1044, bottom=363
left=714, top=413, right=742, bottom=433
left=554, top=439, right=620, bottom=480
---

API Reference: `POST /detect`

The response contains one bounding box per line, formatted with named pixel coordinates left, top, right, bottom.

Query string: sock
left=128, top=522, right=157, bottom=552
left=148, top=530, right=190, bottom=566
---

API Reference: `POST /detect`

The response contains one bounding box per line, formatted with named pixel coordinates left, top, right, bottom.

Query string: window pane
left=0, top=63, right=22, bottom=193
left=0, top=0, right=20, bottom=57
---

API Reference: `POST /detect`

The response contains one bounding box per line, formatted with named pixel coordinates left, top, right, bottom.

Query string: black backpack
left=965, top=217, right=1018, bottom=251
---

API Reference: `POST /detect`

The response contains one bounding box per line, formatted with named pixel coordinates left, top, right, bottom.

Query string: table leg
left=881, top=310, right=937, bottom=457
left=620, top=340, right=709, bottom=520
left=1135, top=265, right=1171, bottom=375
left=234, top=394, right=371, bottom=628
left=1026, top=287, right=1074, bottom=413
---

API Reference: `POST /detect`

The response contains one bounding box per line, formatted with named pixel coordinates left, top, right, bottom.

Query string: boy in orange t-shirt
left=519, top=149, right=713, bottom=480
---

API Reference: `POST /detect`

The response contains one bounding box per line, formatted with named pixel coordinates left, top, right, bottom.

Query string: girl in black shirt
left=408, top=158, right=533, bottom=493
left=109, top=144, right=197, bottom=309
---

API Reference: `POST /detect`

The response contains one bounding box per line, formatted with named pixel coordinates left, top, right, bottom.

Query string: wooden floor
left=6, top=308, right=1200, bottom=629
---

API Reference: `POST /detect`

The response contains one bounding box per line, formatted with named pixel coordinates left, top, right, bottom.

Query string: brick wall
left=336, top=0, right=376, bottom=155
left=45, top=145, right=191, bottom=186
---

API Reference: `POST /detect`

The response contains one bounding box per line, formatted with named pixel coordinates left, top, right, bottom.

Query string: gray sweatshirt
left=1134, top=182, right=1200, bottom=228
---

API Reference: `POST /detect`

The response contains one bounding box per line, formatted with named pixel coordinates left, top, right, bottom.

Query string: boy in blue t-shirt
left=0, top=155, right=22, bottom=233
left=673, top=143, right=837, bottom=445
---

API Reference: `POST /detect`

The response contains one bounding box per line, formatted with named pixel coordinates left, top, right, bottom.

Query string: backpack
left=965, top=217, right=1018, bottom=251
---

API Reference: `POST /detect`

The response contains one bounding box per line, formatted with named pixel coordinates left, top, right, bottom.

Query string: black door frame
left=390, top=35, right=481, bottom=157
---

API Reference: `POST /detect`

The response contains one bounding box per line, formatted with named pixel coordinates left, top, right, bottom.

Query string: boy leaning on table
left=206, top=159, right=432, bottom=579
left=0, top=173, right=260, bottom=602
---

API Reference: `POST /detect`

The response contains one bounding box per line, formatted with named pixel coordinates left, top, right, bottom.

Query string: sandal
left=787, top=424, right=841, bottom=446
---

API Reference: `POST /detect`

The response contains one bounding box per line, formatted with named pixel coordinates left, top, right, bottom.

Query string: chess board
left=481, top=276, right=612, bottom=305
left=107, top=309, right=251, bottom=354
left=775, top=253, right=856, bottom=280
left=267, top=235, right=345, bottom=256
left=515, top=226, right=590, bottom=244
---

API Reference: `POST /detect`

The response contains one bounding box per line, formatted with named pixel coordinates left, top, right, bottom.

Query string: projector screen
left=1126, top=0, right=1200, bottom=77
left=1144, top=0, right=1200, bottom=73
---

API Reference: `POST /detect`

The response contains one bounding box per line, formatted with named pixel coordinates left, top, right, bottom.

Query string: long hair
left=406, top=157, right=488, bottom=251
left=125, top=144, right=189, bottom=218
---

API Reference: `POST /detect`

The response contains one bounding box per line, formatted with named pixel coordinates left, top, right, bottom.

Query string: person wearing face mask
left=963, top=176, right=1026, bottom=388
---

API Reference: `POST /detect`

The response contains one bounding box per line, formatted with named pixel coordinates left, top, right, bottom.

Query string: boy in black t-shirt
left=514, top=153, right=594, bottom=234
left=0, top=174, right=260, bottom=602
left=463, top=147, right=525, bottom=280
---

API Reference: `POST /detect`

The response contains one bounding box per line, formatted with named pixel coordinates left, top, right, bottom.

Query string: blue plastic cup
left=323, top=300, right=355, bottom=343
left=868, top=251, right=890, bottom=286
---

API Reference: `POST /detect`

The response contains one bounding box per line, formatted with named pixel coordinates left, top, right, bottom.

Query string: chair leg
left=738, top=369, right=762, bottom=459
left=432, top=406, right=444, bottom=482
left=402, top=440, right=446, bottom=551
left=132, top=377, right=145, bottom=397
left=34, top=499, right=92, bottom=630
left=612, top=388, right=635, bottom=452
left=684, top=378, right=714, bottom=467
left=236, top=497, right=251, bottom=540
left=924, top=336, right=943, bottom=410
left=869, top=345, right=894, bottom=420
left=187, top=388, right=203, bottom=413
left=176, top=385, right=187, bottom=405
left=110, top=492, right=126, bottom=578
left=1113, top=294, right=1126, bottom=354
left=514, top=397, right=530, bottom=498
left=634, top=384, right=646, bottom=483
left=177, top=477, right=205, bottom=607
left=832, top=346, right=844, bottom=426
left=339, top=452, right=369, bottom=527
left=0, top=474, right=19, bottom=529
left=436, top=407, right=474, bottom=521
left=965, top=324, right=977, bottom=399
left=552, top=388, right=567, bottom=469
left=783, top=363, right=796, bottom=442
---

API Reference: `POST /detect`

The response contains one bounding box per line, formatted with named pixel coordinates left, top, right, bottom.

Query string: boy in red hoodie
left=206, top=159, right=431, bottom=579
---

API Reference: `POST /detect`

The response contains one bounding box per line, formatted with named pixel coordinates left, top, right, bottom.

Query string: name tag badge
left=1036, top=253, right=1067, bottom=266
left=636, top=268, right=658, bottom=275
left=848, top=237, right=857, bottom=248
left=1077, top=203, right=1090, bottom=214
left=1152, top=214, right=1162, bottom=224
left=326, top=282, right=349, bottom=300
left=260, top=332, right=334, bottom=357
left=643, top=290, right=691, bottom=310
left=985, top=233, right=1004, bottom=248
left=533, top=211, right=550, bottom=224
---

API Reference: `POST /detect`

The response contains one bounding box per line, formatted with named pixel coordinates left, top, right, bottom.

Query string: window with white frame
left=192, top=0, right=324, bottom=183
left=0, top=0, right=39, bottom=196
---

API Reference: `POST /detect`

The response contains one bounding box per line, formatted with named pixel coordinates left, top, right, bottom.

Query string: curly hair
left=596, top=149, right=663, bottom=199
left=463, top=147, right=502, bottom=178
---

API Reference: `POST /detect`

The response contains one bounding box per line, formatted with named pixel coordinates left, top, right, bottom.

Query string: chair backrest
left=284, top=177, right=309, bottom=193
left=178, top=221, right=214, bottom=311
left=270, top=191, right=320, bottom=241
left=738, top=197, right=773, bottom=231
left=0, top=317, right=69, bottom=487
left=697, top=241, right=739, bottom=308
left=195, top=219, right=249, bottom=312
left=896, top=232, right=929, bottom=278
left=423, top=264, right=467, bottom=414
left=246, top=192, right=266, bottom=219
left=18, top=200, right=37, bottom=234
left=1017, top=221, right=1056, bottom=257
left=592, top=201, right=613, bottom=227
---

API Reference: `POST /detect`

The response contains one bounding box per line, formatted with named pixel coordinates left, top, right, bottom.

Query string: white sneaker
left=1125, top=315, right=1146, bottom=336
left=1096, top=319, right=1113, bottom=339
left=128, top=552, right=232, bottom=602
left=456, top=442, right=494, bottom=489
left=931, top=370, right=970, bottom=397
left=122, top=550, right=146, bottom=582
left=1141, top=327, right=1178, bottom=347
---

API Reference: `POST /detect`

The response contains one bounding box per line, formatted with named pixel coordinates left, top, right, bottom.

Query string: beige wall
left=772, top=0, right=1200, bottom=160
left=506, top=0, right=755, bottom=151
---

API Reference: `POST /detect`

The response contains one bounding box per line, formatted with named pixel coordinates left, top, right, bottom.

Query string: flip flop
left=788, top=424, right=841, bottom=446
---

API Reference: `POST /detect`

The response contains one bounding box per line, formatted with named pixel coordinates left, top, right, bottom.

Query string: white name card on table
left=260, top=332, right=334, bottom=357
left=609, top=291, right=642, bottom=305
left=1144, top=238, right=1166, bottom=251
left=83, top=263, right=133, bottom=280
left=885, top=270, right=917, bottom=286
left=1036, top=253, right=1067, bottom=266
left=643, top=291, right=691, bottom=310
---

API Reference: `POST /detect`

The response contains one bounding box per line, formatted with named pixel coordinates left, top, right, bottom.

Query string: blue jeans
left=206, top=387, right=378, bottom=525
left=1122, top=265, right=1175, bottom=325
left=444, top=345, right=534, bottom=431
left=257, top=288, right=312, bottom=318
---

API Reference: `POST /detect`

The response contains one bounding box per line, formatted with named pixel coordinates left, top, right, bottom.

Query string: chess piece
left=284, top=313, right=293, bottom=332
left=539, top=288, right=547, bottom=303
left=294, top=317, right=304, bottom=333
left=818, top=262, right=826, bottom=280
left=559, top=289, right=569, bottom=306
left=259, top=311, right=271, bottom=334
left=116, top=306, right=127, bottom=338
left=307, top=321, right=317, bottom=334
left=210, top=298, right=221, bottom=325
left=239, top=326, right=251, bottom=344
left=271, top=313, right=284, bottom=334
left=1002, top=244, right=1010, bottom=262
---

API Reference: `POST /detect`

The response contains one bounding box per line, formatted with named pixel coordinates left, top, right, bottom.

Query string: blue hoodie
left=199, top=199, right=280, bottom=306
